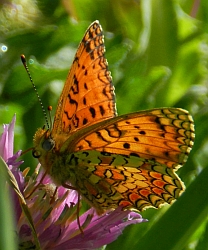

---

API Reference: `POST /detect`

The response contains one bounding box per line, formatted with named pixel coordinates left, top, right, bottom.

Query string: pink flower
left=0, top=115, right=147, bottom=249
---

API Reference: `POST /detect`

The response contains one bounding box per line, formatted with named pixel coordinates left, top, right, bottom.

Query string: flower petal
left=0, top=114, right=16, bottom=160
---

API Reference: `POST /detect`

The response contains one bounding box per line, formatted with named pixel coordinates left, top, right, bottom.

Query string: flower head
left=0, top=114, right=22, bottom=167
left=0, top=115, right=147, bottom=249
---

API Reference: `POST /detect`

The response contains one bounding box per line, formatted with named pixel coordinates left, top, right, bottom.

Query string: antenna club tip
left=48, top=106, right=53, bottom=111
left=21, top=54, right=26, bottom=64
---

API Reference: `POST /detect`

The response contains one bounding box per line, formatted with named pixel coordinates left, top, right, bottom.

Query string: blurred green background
left=1, top=0, right=208, bottom=249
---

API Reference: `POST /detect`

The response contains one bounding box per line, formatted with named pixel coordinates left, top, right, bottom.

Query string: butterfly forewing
left=52, top=21, right=116, bottom=136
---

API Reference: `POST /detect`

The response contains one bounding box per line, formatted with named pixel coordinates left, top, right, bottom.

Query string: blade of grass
left=0, top=157, right=16, bottom=250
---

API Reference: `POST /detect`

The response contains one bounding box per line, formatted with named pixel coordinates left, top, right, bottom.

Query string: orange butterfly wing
left=52, top=21, right=116, bottom=136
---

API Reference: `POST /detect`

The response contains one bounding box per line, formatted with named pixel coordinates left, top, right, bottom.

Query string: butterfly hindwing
left=65, top=150, right=185, bottom=214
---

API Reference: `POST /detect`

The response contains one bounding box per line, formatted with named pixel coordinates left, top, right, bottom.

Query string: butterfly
left=32, top=20, right=194, bottom=215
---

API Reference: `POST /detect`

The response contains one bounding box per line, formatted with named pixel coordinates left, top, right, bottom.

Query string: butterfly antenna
left=21, top=54, right=50, bottom=129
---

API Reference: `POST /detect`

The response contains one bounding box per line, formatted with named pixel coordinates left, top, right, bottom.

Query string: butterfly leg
left=62, top=183, right=84, bottom=234
left=50, top=186, right=58, bottom=204
left=62, top=183, right=78, bottom=190
left=25, top=169, right=48, bottom=199
left=77, top=192, right=84, bottom=234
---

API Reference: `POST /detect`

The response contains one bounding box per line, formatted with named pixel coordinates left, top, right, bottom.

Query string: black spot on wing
left=89, top=107, right=96, bottom=118
left=83, top=97, right=87, bottom=105
left=83, top=118, right=88, bottom=125
left=99, top=105, right=105, bottom=116
left=123, top=143, right=130, bottom=149
left=72, top=75, right=79, bottom=94
left=164, top=151, right=169, bottom=157
left=130, top=152, right=140, bottom=157
left=84, top=83, right=88, bottom=90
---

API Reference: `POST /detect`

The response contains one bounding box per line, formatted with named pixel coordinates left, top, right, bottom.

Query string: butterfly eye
left=42, top=138, right=55, bottom=151
left=32, top=149, right=41, bottom=158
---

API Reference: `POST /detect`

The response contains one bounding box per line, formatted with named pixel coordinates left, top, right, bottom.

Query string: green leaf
left=0, top=157, right=16, bottom=250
